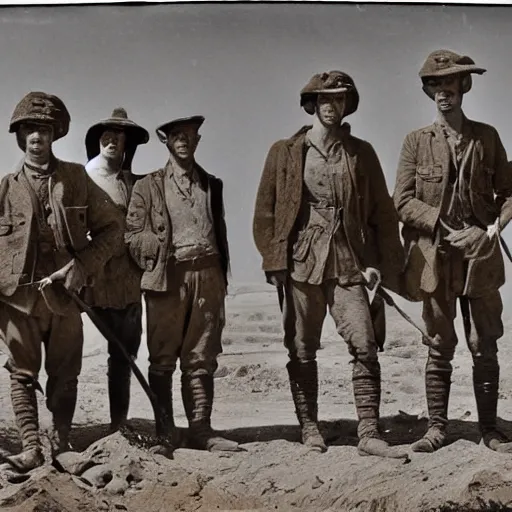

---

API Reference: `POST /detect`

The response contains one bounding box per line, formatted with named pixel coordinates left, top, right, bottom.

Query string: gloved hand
left=265, top=270, right=288, bottom=287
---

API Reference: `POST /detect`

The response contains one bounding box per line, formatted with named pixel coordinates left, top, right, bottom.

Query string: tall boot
left=473, top=360, right=512, bottom=453
left=6, top=375, right=44, bottom=472
left=108, top=360, right=131, bottom=433
left=148, top=370, right=178, bottom=454
left=49, top=379, right=78, bottom=455
left=181, top=373, right=239, bottom=452
left=354, top=360, right=408, bottom=459
left=286, top=360, right=326, bottom=452
left=411, top=355, right=451, bottom=453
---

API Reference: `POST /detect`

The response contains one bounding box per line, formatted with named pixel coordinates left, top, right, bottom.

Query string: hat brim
left=85, top=119, right=149, bottom=161
left=156, top=116, right=205, bottom=143
left=307, top=86, right=350, bottom=95
left=421, top=65, right=487, bottom=79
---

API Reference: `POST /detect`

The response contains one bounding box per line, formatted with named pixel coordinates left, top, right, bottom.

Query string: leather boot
left=148, top=370, right=177, bottom=455
left=474, top=360, right=512, bottom=453
left=286, top=360, right=327, bottom=452
left=354, top=360, right=408, bottom=459
left=108, top=360, right=131, bottom=433
left=181, top=373, right=239, bottom=452
left=49, top=379, right=78, bottom=455
left=411, top=355, right=451, bottom=453
left=6, top=375, right=44, bottom=472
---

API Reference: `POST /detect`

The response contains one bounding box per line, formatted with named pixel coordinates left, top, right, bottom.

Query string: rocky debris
left=1, top=416, right=512, bottom=511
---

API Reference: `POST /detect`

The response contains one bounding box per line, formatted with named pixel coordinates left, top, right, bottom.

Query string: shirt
left=164, top=161, right=219, bottom=262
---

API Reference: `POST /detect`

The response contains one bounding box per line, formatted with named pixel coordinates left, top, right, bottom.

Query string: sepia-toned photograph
left=0, top=1, right=511, bottom=510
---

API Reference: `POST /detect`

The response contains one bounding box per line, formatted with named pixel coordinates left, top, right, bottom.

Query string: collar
left=305, top=122, right=351, bottom=155
left=165, top=158, right=197, bottom=180
left=22, top=154, right=57, bottom=177
left=433, top=112, right=472, bottom=138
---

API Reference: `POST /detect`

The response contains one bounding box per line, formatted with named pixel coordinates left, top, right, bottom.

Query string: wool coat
left=253, top=125, right=405, bottom=293
left=124, top=162, right=230, bottom=292
left=0, top=157, right=124, bottom=299
left=393, top=117, right=512, bottom=299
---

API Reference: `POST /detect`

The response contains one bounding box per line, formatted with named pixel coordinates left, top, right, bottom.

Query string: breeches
left=422, top=283, right=503, bottom=365
left=0, top=297, right=84, bottom=411
left=145, top=262, right=226, bottom=376
left=283, top=278, right=378, bottom=363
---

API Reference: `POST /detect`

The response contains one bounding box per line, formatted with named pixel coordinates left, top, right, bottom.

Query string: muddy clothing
left=125, top=161, right=229, bottom=293
left=253, top=124, right=404, bottom=292
left=0, top=155, right=123, bottom=458
left=0, top=298, right=83, bottom=410
left=254, top=125, right=403, bottom=444
left=0, top=157, right=124, bottom=304
left=126, top=156, right=231, bottom=450
left=164, top=163, right=219, bottom=262
left=394, top=115, right=512, bottom=437
left=125, top=160, right=229, bottom=374
left=393, top=116, right=512, bottom=299
left=0, top=157, right=123, bottom=376
left=291, top=132, right=364, bottom=286
left=146, top=258, right=225, bottom=375
left=284, top=279, right=377, bottom=362
left=253, top=124, right=403, bottom=358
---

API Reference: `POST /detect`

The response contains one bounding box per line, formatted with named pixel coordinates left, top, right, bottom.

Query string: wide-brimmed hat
left=300, top=71, right=359, bottom=117
left=419, top=49, right=486, bottom=98
left=156, top=115, right=205, bottom=143
left=85, top=107, right=149, bottom=162
left=9, top=91, right=70, bottom=141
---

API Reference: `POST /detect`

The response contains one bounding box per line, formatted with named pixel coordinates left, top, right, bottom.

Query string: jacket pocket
left=292, top=226, right=322, bottom=262
left=417, top=165, right=443, bottom=183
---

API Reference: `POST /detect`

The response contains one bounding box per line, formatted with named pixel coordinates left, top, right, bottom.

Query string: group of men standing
left=0, top=47, right=511, bottom=477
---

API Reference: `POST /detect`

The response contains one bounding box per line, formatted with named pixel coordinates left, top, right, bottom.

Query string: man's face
left=424, top=74, right=463, bottom=113
left=100, top=129, right=126, bottom=162
left=166, top=125, right=200, bottom=162
left=19, top=123, right=54, bottom=164
left=316, top=93, right=346, bottom=126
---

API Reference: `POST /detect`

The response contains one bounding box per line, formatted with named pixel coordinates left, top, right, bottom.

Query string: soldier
left=125, top=115, right=239, bottom=453
left=0, top=92, right=123, bottom=472
left=394, top=50, right=512, bottom=453
left=84, top=108, right=149, bottom=432
left=253, top=71, right=407, bottom=458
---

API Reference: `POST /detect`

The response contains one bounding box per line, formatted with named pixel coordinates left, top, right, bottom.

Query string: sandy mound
left=1, top=430, right=512, bottom=511
left=1, top=284, right=512, bottom=510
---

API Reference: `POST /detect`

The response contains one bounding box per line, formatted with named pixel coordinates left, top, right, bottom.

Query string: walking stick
left=21, top=270, right=166, bottom=443
left=374, top=286, right=441, bottom=348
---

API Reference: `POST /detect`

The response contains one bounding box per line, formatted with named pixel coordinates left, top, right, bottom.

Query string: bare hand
left=444, top=225, right=491, bottom=259
left=362, top=267, right=381, bottom=291
left=265, top=270, right=287, bottom=287
left=42, top=259, right=87, bottom=293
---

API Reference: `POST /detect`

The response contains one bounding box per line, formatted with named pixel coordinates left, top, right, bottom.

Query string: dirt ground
left=1, top=283, right=512, bottom=511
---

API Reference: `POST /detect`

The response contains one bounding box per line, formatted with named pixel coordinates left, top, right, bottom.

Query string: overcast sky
left=1, top=3, right=512, bottom=295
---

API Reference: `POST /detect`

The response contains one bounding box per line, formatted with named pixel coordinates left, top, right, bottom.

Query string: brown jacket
left=0, top=158, right=124, bottom=298
left=393, top=118, right=512, bottom=299
left=125, top=163, right=230, bottom=292
left=252, top=125, right=405, bottom=292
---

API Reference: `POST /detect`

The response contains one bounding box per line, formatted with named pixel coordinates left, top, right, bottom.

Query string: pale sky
left=1, top=3, right=512, bottom=295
